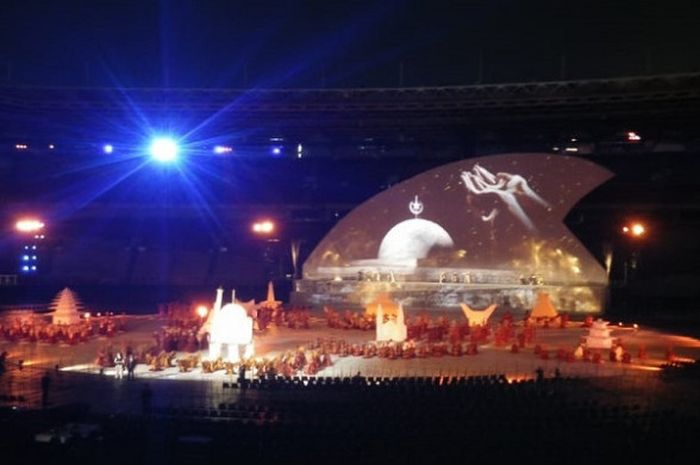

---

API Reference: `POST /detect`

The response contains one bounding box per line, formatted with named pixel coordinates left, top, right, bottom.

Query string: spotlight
left=622, top=222, right=646, bottom=238
left=103, top=144, right=114, bottom=154
left=16, top=218, right=45, bottom=233
left=149, top=137, right=179, bottom=163
left=627, top=131, right=641, bottom=142
left=213, top=145, right=232, bottom=154
left=252, top=220, right=275, bottom=234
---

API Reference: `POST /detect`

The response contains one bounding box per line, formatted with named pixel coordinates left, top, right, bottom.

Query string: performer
left=126, top=353, right=136, bottom=379
left=40, top=371, right=51, bottom=408
left=114, top=351, right=125, bottom=379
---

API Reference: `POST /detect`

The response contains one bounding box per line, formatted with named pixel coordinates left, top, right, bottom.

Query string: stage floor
left=3, top=314, right=700, bottom=383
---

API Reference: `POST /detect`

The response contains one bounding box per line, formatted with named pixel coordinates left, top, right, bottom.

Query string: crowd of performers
left=150, top=304, right=315, bottom=355
left=95, top=344, right=178, bottom=374
left=85, top=302, right=677, bottom=379
left=92, top=304, right=316, bottom=376
left=322, top=307, right=671, bottom=367
left=0, top=316, right=124, bottom=345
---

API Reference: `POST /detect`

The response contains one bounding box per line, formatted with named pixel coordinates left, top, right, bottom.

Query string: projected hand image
left=461, top=164, right=550, bottom=232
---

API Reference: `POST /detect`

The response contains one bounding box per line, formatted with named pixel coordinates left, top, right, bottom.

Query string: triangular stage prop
left=530, top=292, right=559, bottom=319
left=460, top=303, right=497, bottom=326
left=258, top=281, right=282, bottom=309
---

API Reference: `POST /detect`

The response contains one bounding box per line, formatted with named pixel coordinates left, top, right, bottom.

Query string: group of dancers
left=0, top=316, right=123, bottom=345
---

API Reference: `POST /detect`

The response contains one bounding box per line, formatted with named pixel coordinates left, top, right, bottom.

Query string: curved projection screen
left=296, top=154, right=613, bottom=314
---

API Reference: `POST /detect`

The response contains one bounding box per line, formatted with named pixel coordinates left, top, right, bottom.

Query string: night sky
left=1, top=0, right=699, bottom=88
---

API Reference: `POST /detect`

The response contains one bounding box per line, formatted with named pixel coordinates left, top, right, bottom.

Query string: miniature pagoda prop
left=49, top=288, right=83, bottom=325
left=584, top=318, right=614, bottom=349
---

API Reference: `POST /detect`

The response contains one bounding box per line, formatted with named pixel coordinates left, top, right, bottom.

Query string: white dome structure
left=377, top=218, right=454, bottom=267
left=206, top=288, right=254, bottom=362
left=210, top=303, right=253, bottom=345
left=49, top=288, right=83, bottom=325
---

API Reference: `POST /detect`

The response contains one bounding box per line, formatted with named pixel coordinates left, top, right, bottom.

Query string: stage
left=3, top=314, right=699, bottom=383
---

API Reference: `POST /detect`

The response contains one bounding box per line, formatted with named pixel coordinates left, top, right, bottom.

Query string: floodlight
left=213, top=145, right=232, bottom=154
left=16, top=218, right=45, bottom=233
left=149, top=137, right=179, bottom=163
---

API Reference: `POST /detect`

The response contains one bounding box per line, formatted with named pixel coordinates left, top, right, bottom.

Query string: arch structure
left=293, top=154, right=613, bottom=315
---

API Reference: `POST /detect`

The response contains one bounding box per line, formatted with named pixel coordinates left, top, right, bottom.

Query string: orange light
left=252, top=220, right=275, bottom=234
left=15, top=218, right=45, bottom=233
left=631, top=223, right=645, bottom=236
left=196, top=305, right=208, bottom=318
left=622, top=222, right=646, bottom=238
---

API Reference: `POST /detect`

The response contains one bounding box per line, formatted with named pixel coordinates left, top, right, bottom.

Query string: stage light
left=149, top=137, right=179, bottom=163
left=21, top=266, right=29, bottom=272
left=622, top=222, right=646, bottom=237
left=297, top=143, right=303, bottom=158
left=103, top=144, right=114, bottom=154
left=271, top=146, right=282, bottom=156
left=627, top=131, right=641, bottom=142
left=15, top=144, right=28, bottom=150
left=213, top=145, right=232, bottom=154
left=252, top=220, right=275, bottom=234
left=196, top=305, right=209, bottom=318
left=631, top=223, right=645, bottom=236
left=16, top=218, right=45, bottom=233
left=48, top=144, right=55, bottom=150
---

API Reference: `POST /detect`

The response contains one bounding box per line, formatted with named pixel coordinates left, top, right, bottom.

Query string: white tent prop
left=376, top=302, right=407, bottom=342
left=460, top=303, right=497, bottom=326
left=50, top=288, right=83, bottom=325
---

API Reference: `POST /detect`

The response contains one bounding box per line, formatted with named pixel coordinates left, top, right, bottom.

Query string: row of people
left=307, top=337, right=482, bottom=359
left=0, top=317, right=123, bottom=344
left=273, top=306, right=312, bottom=329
